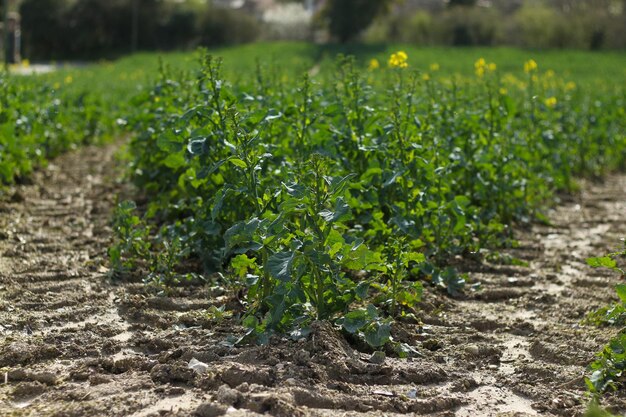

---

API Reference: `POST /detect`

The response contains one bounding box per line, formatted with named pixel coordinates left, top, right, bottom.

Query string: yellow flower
left=545, top=69, right=555, bottom=78
left=388, top=51, right=409, bottom=69
left=154, top=96, right=161, bottom=103
left=474, top=58, right=486, bottom=75
left=64, top=75, right=73, bottom=85
left=544, top=97, right=557, bottom=108
left=475, top=63, right=485, bottom=78
left=565, top=81, right=576, bottom=91
left=474, top=58, right=496, bottom=77
left=429, top=63, right=440, bottom=72
left=422, top=73, right=430, bottom=81
left=532, top=75, right=539, bottom=83
left=368, top=58, right=380, bottom=71
left=53, top=82, right=61, bottom=90
left=499, top=87, right=507, bottom=95
left=524, top=59, right=538, bottom=74
left=21, top=59, right=30, bottom=68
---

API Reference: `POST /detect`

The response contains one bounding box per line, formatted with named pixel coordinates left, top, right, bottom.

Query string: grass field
left=39, top=42, right=626, bottom=88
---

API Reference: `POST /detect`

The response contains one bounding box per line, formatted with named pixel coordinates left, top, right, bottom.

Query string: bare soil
left=1, top=143, right=625, bottom=417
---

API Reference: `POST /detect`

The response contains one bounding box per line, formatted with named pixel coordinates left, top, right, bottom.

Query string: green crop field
left=2, top=43, right=626, bottom=414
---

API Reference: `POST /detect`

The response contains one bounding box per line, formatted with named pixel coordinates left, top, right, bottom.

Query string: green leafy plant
left=109, top=201, right=151, bottom=277
left=113, top=49, right=626, bottom=352
left=585, top=240, right=626, bottom=396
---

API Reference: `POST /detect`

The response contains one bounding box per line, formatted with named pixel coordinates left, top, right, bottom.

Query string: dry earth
left=0, top=143, right=625, bottom=417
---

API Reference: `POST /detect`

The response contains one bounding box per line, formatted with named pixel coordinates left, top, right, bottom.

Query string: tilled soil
left=1, top=143, right=625, bottom=417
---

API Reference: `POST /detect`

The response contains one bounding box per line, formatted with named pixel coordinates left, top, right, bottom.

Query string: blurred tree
left=448, top=0, right=477, bottom=7
left=322, top=0, right=394, bottom=42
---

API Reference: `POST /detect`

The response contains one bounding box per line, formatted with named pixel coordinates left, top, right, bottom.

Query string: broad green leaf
left=224, top=218, right=260, bottom=251
left=402, top=252, right=426, bottom=266
left=229, top=158, right=247, bottom=169
left=157, top=132, right=184, bottom=153
left=341, top=309, right=369, bottom=333
left=319, top=197, right=350, bottom=223
left=343, top=244, right=387, bottom=273
left=163, top=153, right=186, bottom=169
left=587, top=256, right=617, bottom=270
left=267, top=251, right=295, bottom=282
left=364, top=321, right=391, bottom=347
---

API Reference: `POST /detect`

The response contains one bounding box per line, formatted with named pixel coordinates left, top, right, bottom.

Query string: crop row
left=0, top=72, right=115, bottom=185
left=112, top=52, right=625, bottom=347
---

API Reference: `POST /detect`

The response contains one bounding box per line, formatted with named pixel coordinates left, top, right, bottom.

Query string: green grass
left=35, top=42, right=626, bottom=88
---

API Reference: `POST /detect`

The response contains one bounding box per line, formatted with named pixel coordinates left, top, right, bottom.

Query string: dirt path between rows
left=1, top=143, right=625, bottom=417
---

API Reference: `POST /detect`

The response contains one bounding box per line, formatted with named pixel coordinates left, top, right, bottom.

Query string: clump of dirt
left=1, top=143, right=625, bottom=416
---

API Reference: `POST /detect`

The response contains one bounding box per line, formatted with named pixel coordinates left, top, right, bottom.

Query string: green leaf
left=157, top=132, right=184, bottom=153
left=341, top=309, right=369, bottom=334
left=187, top=137, right=207, bottom=155
left=229, top=158, right=247, bottom=169
left=267, top=251, right=295, bottom=282
left=402, top=252, right=426, bottom=267
left=163, top=153, right=186, bottom=169
left=587, top=256, right=617, bottom=270
left=364, top=321, right=391, bottom=347
left=329, top=173, right=357, bottom=195
left=343, top=244, right=387, bottom=273
left=224, top=218, right=260, bottom=252
left=211, top=188, right=226, bottom=221
left=231, top=254, right=257, bottom=279
left=318, top=197, right=350, bottom=223
left=355, top=281, right=370, bottom=299
left=616, top=284, right=626, bottom=304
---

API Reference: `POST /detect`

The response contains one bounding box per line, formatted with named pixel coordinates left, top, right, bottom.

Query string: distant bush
left=436, top=6, right=503, bottom=46
left=364, top=11, right=434, bottom=45
left=321, top=0, right=394, bottom=43
left=366, top=6, right=502, bottom=47
left=155, top=3, right=201, bottom=51
left=199, top=6, right=260, bottom=47
left=363, top=1, right=624, bottom=50
left=514, top=4, right=567, bottom=48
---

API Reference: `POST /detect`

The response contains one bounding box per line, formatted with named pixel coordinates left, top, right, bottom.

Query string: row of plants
left=111, top=50, right=626, bottom=350
left=0, top=71, right=114, bottom=186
